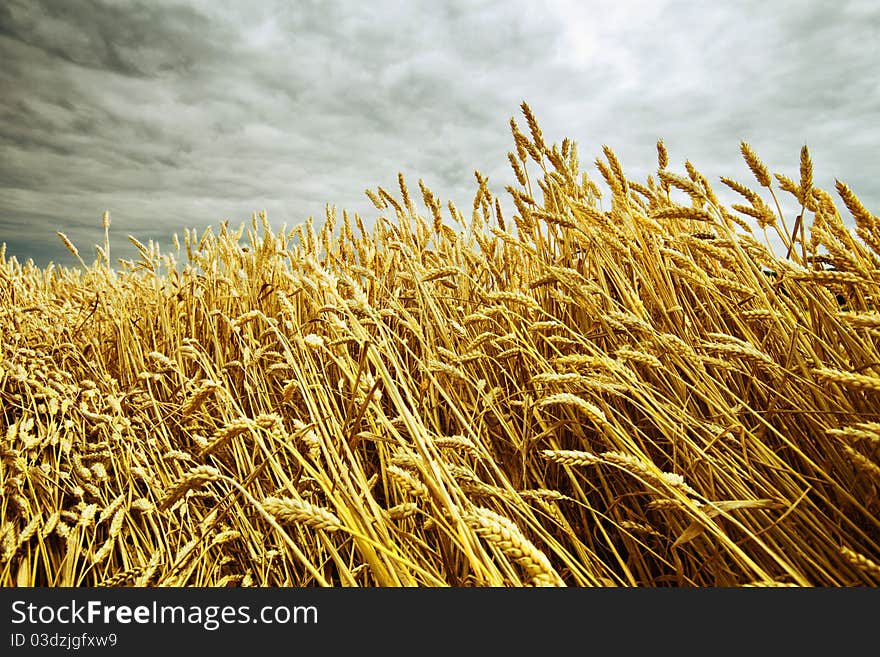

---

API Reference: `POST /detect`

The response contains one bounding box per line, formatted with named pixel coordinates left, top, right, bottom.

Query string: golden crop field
left=2, top=104, right=879, bottom=587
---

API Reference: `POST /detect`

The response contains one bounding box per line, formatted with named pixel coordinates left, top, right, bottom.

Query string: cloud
left=0, top=0, right=877, bottom=267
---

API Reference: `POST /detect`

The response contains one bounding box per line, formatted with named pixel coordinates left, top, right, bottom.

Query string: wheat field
left=2, top=104, right=879, bottom=587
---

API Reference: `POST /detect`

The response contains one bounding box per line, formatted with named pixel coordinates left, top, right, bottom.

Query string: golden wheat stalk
left=157, top=465, right=223, bottom=511
left=181, top=379, right=222, bottom=416
left=840, top=546, right=880, bottom=578
left=386, top=465, right=429, bottom=499
left=538, top=393, right=608, bottom=425
left=199, top=418, right=254, bottom=457
left=813, top=367, right=880, bottom=393
left=464, top=506, right=564, bottom=587
left=541, top=450, right=602, bottom=467
left=261, top=497, right=343, bottom=533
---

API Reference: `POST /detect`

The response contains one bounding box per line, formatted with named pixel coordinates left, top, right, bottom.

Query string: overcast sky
left=1, top=0, right=878, bottom=268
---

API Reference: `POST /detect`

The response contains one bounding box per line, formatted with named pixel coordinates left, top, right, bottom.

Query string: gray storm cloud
left=0, top=0, right=877, bottom=266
